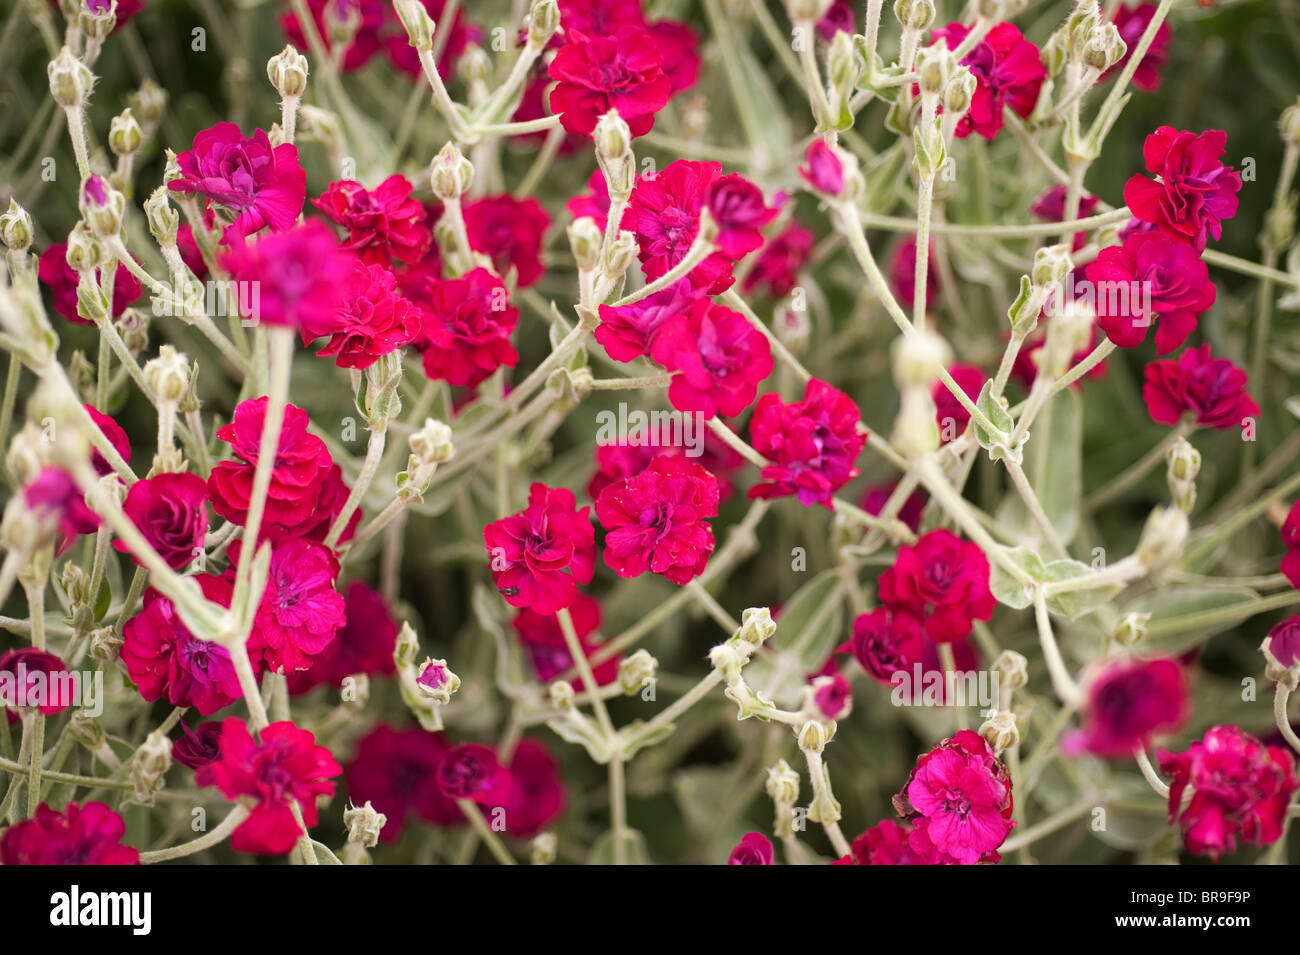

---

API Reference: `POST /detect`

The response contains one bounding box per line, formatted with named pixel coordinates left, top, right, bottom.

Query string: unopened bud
left=891, top=387, right=941, bottom=460
left=143, top=345, right=190, bottom=404
left=916, top=46, right=952, bottom=96
left=0, top=200, right=33, bottom=253
left=1081, top=24, right=1125, bottom=72
left=979, top=710, right=1020, bottom=753
left=1282, top=98, right=1300, bottom=147
left=394, top=621, right=419, bottom=668
left=594, top=110, right=632, bottom=165
left=893, top=0, right=935, bottom=32
left=601, top=230, right=637, bottom=281
left=89, top=625, right=123, bottom=663
left=267, top=45, right=309, bottom=99
left=527, top=0, right=560, bottom=47
left=1112, top=612, right=1149, bottom=647
left=891, top=327, right=952, bottom=389
left=430, top=142, right=474, bottom=200
left=1032, top=243, right=1073, bottom=288
left=61, top=562, right=91, bottom=607
left=549, top=679, right=576, bottom=712
left=409, top=418, right=455, bottom=464
left=618, top=649, right=658, bottom=696
left=797, top=719, right=834, bottom=752
left=48, top=47, right=93, bottom=108
left=992, top=650, right=1030, bottom=690
left=144, top=186, right=180, bottom=245
left=393, top=0, right=434, bottom=50
left=79, top=176, right=124, bottom=238
left=415, top=657, right=460, bottom=704
left=130, top=729, right=172, bottom=806
left=457, top=44, right=491, bottom=86
left=765, top=758, right=801, bottom=805
left=117, top=309, right=149, bottom=353
left=69, top=710, right=107, bottom=750
left=737, top=606, right=777, bottom=648
left=343, top=801, right=387, bottom=849
left=129, top=79, right=168, bottom=128
left=568, top=217, right=602, bottom=271
left=79, top=0, right=117, bottom=41
left=943, top=67, right=977, bottom=116
left=1136, top=505, right=1189, bottom=571
left=531, top=831, right=558, bottom=864
left=108, top=108, right=142, bottom=157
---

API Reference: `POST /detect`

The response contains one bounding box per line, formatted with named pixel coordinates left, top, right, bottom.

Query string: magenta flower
left=747, top=378, right=867, bottom=509
left=547, top=26, right=671, bottom=138
left=728, top=832, right=774, bottom=865
left=703, top=173, right=778, bottom=260
left=1104, top=2, right=1172, bottom=92
left=1142, top=344, right=1259, bottom=430
left=838, top=818, right=930, bottom=865
left=280, top=0, right=386, bottom=72
left=113, top=471, right=209, bottom=570
left=624, top=159, right=735, bottom=293
left=168, top=122, right=306, bottom=242
left=931, top=22, right=1046, bottom=141
left=413, top=267, right=519, bottom=388
left=218, top=220, right=356, bottom=329
left=596, top=454, right=720, bottom=585
left=38, top=243, right=143, bottom=324
left=0, top=647, right=73, bottom=716
left=878, top=529, right=996, bottom=643
left=649, top=300, right=773, bottom=418
left=933, top=363, right=985, bottom=443
left=798, top=140, right=845, bottom=196
left=313, top=174, right=432, bottom=265
left=288, top=580, right=399, bottom=694
left=500, top=739, right=568, bottom=839
left=1124, top=127, right=1242, bottom=250
left=463, top=195, right=551, bottom=289
left=743, top=221, right=815, bottom=299
left=304, top=260, right=424, bottom=370
left=1069, top=657, right=1189, bottom=759
left=1266, top=616, right=1300, bottom=670
left=346, top=725, right=463, bottom=838
left=246, top=538, right=347, bottom=675
left=436, top=743, right=513, bottom=806
left=84, top=404, right=131, bottom=477
left=567, top=168, right=616, bottom=232
left=595, top=280, right=698, bottom=363
left=23, top=467, right=99, bottom=556
left=1281, top=501, right=1300, bottom=589
left=483, top=483, right=596, bottom=615
left=512, top=593, right=621, bottom=691
left=172, top=721, right=225, bottom=770
left=0, top=802, right=138, bottom=865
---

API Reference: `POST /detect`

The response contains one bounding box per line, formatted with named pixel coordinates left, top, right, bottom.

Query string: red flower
left=888, top=235, right=940, bottom=314
left=208, top=397, right=355, bottom=544
left=288, top=580, right=399, bottom=694
left=933, top=363, right=985, bottom=443
left=0, top=648, right=73, bottom=716
left=596, top=454, right=719, bottom=585
left=1104, top=2, right=1172, bottom=92
left=548, top=26, right=671, bottom=138
left=303, top=260, right=424, bottom=369
left=121, top=579, right=242, bottom=716
left=587, top=435, right=741, bottom=502
left=113, top=471, right=209, bottom=570
left=1158, top=726, right=1297, bottom=860
left=345, top=725, right=462, bottom=838
left=931, top=22, right=1046, bottom=141
left=595, top=281, right=698, bottom=362
left=173, top=721, right=225, bottom=769
left=244, top=538, right=347, bottom=675
left=437, top=743, right=513, bottom=805
left=463, top=195, right=551, bottom=288
left=817, top=1, right=856, bottom=39
left=0, top=802, right=138, bottom=865
left=512, top=593, right=620, bottom=690
left=1281, top=501, right=1300, bottom=589
left=650, top=300, right=773, bottom=418
left=23, top=467, right=99, bottom=556
left=1123, top=127, right=1242, bottom=250
left=1085, top=230, right=1215, bottom=353
left=728, top=832, right=774, bottom=865
left=798, top=141, right=845, bottom=196
left=219, top=220, right=356, bottom=329
left=743, top=222, right=815, bottom=299
left=168, top=122, right=306, bottom=242
left=847, top=607, right=923, bottom=686
left=38, top=243, right=143, bottom=324
left=313, top=175, right=432, bottom=265
left=894, top=730, right=1014, bottom=864
left=625, top=160, right=735, bottom=293
left=648, top=20, right=701, bottom=95
left=413, top=267, right=519, bottom=388
left=1068, top=657, right=1189, bottom=758
left=177, top=223, right=209, bottom=279
left=1143, top=344, right=1259, bottom=430
left=501, top=739, right=567, bottom=838
left=84, top=404, right=131, bottom=477
left=839, top=818, right=930, bottom=865
left=878, top=529, right=996, bottom=643
left=1266, top=616, right=1300, bottom=669
left=812, top=670, right=853, bottom=720
left=484, top=483, right=596, bottom=615
left=748, top=378, right=867, bottom=508
left=196, top=718, right=341, bottom=855
left=281, top=0, right=386, bottom=72
left=704, top=173, right=778, bottom=260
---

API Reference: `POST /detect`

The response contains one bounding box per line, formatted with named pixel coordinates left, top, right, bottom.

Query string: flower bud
left=568, top=217, right=603, bottom=271
left=601, top=230, right=637, bottom=281
left=344, top=801, right=387, bottom=849
left=457, top=43, right=492, bottom=87
left=709, top=643, right=744, bottom=685
left=267, top=45, right=309, bottom=100
left=69, top=710, right=107, bottom=751
left=737, top=606, right=777, bottom=648
left=1112, top=612, right=1149, bottom=648
left=594, top=110, right=632, bottom=165
left=6, top=424, right=48, bottom=485
left=129, top=78, right=168, bottom=129
left=893, top=0, right=935, bottom=32
left=1281, top=97, right=1300, bottom=147
left=130, top=729, right=172, bottom=807
left=549, top=679, right=576, bottom=712
left=618, top=649, right=658, bottom=696
left=765, top=758, right=801, bottom=805
left=1136, top=505, right=1189, bottom=572
left=530, top=831, right=558, bottom=865
left=786, top=0, right=832, bottom=21
left=775, top=306, right=810, bottom=355
left=79, top=175, right=125, bottom=238
left=0, top=199, right=33, bottom=253
left=1166, top=435, right=1201, bottom=485
left=891, top=386, right=940, bottom=460
left=409, top=418, right=455, bottom=464
left=827, top=30, right=859, bottom=94
left=891, top=328, right=952, bottom=390
left=992, top=650, right=1029, bottom=690
left=108, top=108, right=142, bottom=157
left=393, top=0, right=434, bottom=50
left=61, top=561, right=91, bottom=608
left=430, top=142, right=474, bottom=200
left=916, top=46, right=952, bottom=96
left=943, top=67, right=977, bottom=116
left=79, top=0, right=117, bottom=41
left=143, top=344, right=190, bottom=404
left=979, top=710, right=1019, bottom=753
left=394, top=621, right=419, bottom=668
left=1082, top=24, right=1126, bottom=73
left=797, top=719, right=834, bottom=753
left=1032, top=243, right=1073, bottom=289
left=527, top=0, right=560, bottom=48
left=143, top=186, right=180, bottom=245
left=323, top=0, right=359, bottom=47
left=415, top=657, right=460, bottom=704
left=117, top=309, right=149, bottom=353
left=1066, top=0, right=1101, bottom=51
left=48, top=46, right=93, bottom=108
left=89, top=625, right=123, bottom=663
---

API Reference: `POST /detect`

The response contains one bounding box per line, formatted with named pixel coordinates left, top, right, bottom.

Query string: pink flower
left=817, top=1, right=856, bottom=39
left=728, top=832, right=774, bottom=865
left=0, top=648, right=74, bottom=716
left=196, top=718, right=341, bottom=855
left=812, top=670, right=853, bottom=720
left=895, top=730, right=1014, bottom=864
left=547, top=26, right=671, bottom=138
left=121, top=579, right=242, bottom=716
left=847, top=607, right=924, bottom=686
left=0, top=802, right=138, bottom=865
left=413, top=267, right=519, bottom=388
left=484, top=483, right=596, bottom=615
left=931, top=22, right=1046, bottom=141
left=1069, top=657, right=1189, bottom=758
left=888, top=236, right=940, bottom=314
left=1104, top=2, right=1172, bottom=92
left=625, top=160, right=735, bottom=293
left=245, top=538, right=347, bottom=675
left=168, top=122, right=306, bottom=242
left=1085, top=230, right=1216, bottom=353
left=838, top=818, right=931, bottom=865
left=649, top=300, right=773, bottom=418
left=313, top=174, right=432, bottom=265
left=878, top=529, right=996, bottom=643
left=38, top=243, right=143, bottom=324
left=463, top=195, right=551, bottom=288
left=1266, top=616, right=1300, bottom=670
left=595, top=280, right=698, bottom=362
left=1142, top=344, right=1259, bottom=430
left=512, top=593, right=620, bottom=691
left=748, top=378, right=867, bottom=509
left=288, top=580, right=399, bottom=694
left=437, top=743, right=513, bottom=805
left=281, top=0, right=386, bottom=72
left=1158, top=725, right=1297, bottom=860
left=303, top=260, right=424, bottom=369
left=345, top=725, right=462, bottom=838
left=1124, top=127, right=1242, bottom=250
left=743, top=222, right=815, bottom=299
left=84, top=404, right=131, bottom=477
left=172, top=721, right=225, bottom=769
left=219, top=220, right=356, bottom=329
left=703, top=173, right=778, bottom=260
left=501, top=739, right=568, bottom=839
left=933, top=363, right=986, bottom=443
left=648, top=20, right=701, bottom=95
left=113, top=471, right=209, bottom=570
left=1281, top=501, right=1300, bottom=589
left=586, top=435, right=742, bottom=502
left=208, top=397, right=355, bottom=544
left=23, top=467, right=99, bottom=556
left=798, top=141, right=845, bottom=196
left=596, top=454, right=720, bottom=585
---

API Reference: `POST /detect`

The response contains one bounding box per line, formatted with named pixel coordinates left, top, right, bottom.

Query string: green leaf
left=972, top=379, right=1014, bottom=453
left=988, top=545, right=1045, bottom=609
left=309, top=840, right=343, bottom=865
left=93, top=580, right=112, bottom=622
left=1042, top=559, right=1123, bottom=620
